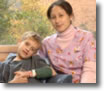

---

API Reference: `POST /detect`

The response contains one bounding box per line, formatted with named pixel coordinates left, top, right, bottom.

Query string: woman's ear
left=70, top=14, right=73, bottom=20
left=69, top=14, right=74, bottom=24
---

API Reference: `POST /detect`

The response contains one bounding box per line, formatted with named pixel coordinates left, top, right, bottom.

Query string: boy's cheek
left=29, top=52, right=34, bottom=57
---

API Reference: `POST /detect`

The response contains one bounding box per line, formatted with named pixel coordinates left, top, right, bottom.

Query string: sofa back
left=0, top=45, right=17, bottom=62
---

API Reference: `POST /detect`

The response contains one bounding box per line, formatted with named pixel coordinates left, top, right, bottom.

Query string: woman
left=39, top=0, right=96, bottom=83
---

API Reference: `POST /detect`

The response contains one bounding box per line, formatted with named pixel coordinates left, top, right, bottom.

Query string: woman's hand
left=8, top=74, right=28, bottom=83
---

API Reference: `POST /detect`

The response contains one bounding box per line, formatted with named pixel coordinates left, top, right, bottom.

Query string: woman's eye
left=51, top=15, right=63, bottom=19
left=51, top=16, right=55, bottom=19
left=59, top=14, right=63, bottom=17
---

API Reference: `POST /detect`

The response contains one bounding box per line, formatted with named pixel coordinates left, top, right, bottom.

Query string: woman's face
left=50, top=6, right=72, bottom=33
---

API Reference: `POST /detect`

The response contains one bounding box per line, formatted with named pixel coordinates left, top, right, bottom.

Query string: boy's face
left=17, top=38, right=39, bottom=60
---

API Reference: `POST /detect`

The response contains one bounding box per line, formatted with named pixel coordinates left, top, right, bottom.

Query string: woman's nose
left=55, top=17, right=60, bottom=23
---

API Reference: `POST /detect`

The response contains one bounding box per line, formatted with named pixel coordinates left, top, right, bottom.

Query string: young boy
left=0, top=31, right=56, bottom=83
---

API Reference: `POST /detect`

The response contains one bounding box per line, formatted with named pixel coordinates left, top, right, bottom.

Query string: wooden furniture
left=0, top=45, right=17, bottom=62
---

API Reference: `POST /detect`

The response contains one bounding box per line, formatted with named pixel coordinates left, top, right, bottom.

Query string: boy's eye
left=30, top=47, right=37, bottom=53
left=25, top=42, right=29, bottom=46
left=31, top=48, right=35, bottom=52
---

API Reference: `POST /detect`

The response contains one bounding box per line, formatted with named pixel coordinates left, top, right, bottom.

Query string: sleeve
left=0, top=54, right=14, bottom=83
left=80, top=61, right=96, bottom=83
left=0, top=62, right=4, bottom=82
left=81, top=33, right=96, bottom=83
left=0, top=62, right=10, bottom=83
left=35, top=66, right=52, bottom=79
left=32, top=55, right=52, bottom=79
left=83, top=33, right=96, bottom=62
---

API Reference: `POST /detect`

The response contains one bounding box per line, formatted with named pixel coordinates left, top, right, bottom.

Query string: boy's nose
left=26, top=47, right=30, bottom=52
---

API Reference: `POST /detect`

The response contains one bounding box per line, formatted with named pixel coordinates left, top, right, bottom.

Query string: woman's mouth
left=56, top=24, right=63, bottom=28
left=56, top=25, right=62, bottom=27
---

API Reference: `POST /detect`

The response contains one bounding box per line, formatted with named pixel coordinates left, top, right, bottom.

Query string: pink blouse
left=39, top=25, right=96, bottom=83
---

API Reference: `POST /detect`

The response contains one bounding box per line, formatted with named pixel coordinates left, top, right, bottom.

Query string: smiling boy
left=0, top=31, right=56, bottom=83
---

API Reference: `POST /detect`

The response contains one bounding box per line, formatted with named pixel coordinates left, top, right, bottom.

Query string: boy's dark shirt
left=0, top=53, right=51, bottom=83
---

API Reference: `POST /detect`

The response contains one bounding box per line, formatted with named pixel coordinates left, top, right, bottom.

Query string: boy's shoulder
left=31, top=55, right=49, bottom=67
left=4, top=53, right=16, bottom=63
left=32, top=55, right=45, bottom=62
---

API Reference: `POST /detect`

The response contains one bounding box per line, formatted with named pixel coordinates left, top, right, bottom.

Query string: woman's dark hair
left=47, top=0, right=73, bottom=19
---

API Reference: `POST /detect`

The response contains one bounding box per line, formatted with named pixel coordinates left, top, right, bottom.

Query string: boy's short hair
left=21, top=31, right=41, bottom=48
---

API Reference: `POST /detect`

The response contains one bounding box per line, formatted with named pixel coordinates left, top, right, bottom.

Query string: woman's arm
left=81, top=33, right=96, bottom=83
left=80, top=61, right=96, bottom=83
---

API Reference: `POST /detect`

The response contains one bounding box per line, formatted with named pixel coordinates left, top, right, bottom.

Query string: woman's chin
left=57, top=30, right=65, bottom=33
left=55, top=27, right=65, bottom=33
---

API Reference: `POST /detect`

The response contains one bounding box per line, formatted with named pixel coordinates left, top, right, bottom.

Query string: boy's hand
left=14, top=71, right=33, bottom=78
left=8, top=74, right=28, bottom=83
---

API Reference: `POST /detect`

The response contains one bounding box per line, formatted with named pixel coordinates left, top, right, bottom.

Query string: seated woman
left=38, top=0, right=96, bottom=83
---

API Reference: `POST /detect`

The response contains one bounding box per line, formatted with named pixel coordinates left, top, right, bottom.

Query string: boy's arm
left=0, top=53, right=16, bottom=83
left=33, top=66, right=56, bottom=79
left=15, top=66, right=56, bottom=79
left=0, top=62, right=4, bottom=82
left=8, top=74, right=28, bottom=83
left=0, top=62, right=10, bottom=83
left=32, top=55, right=56, bottom=78
left=15, top=55, right=56, bottom=79
left=32, top=66, right=52, bottom=78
